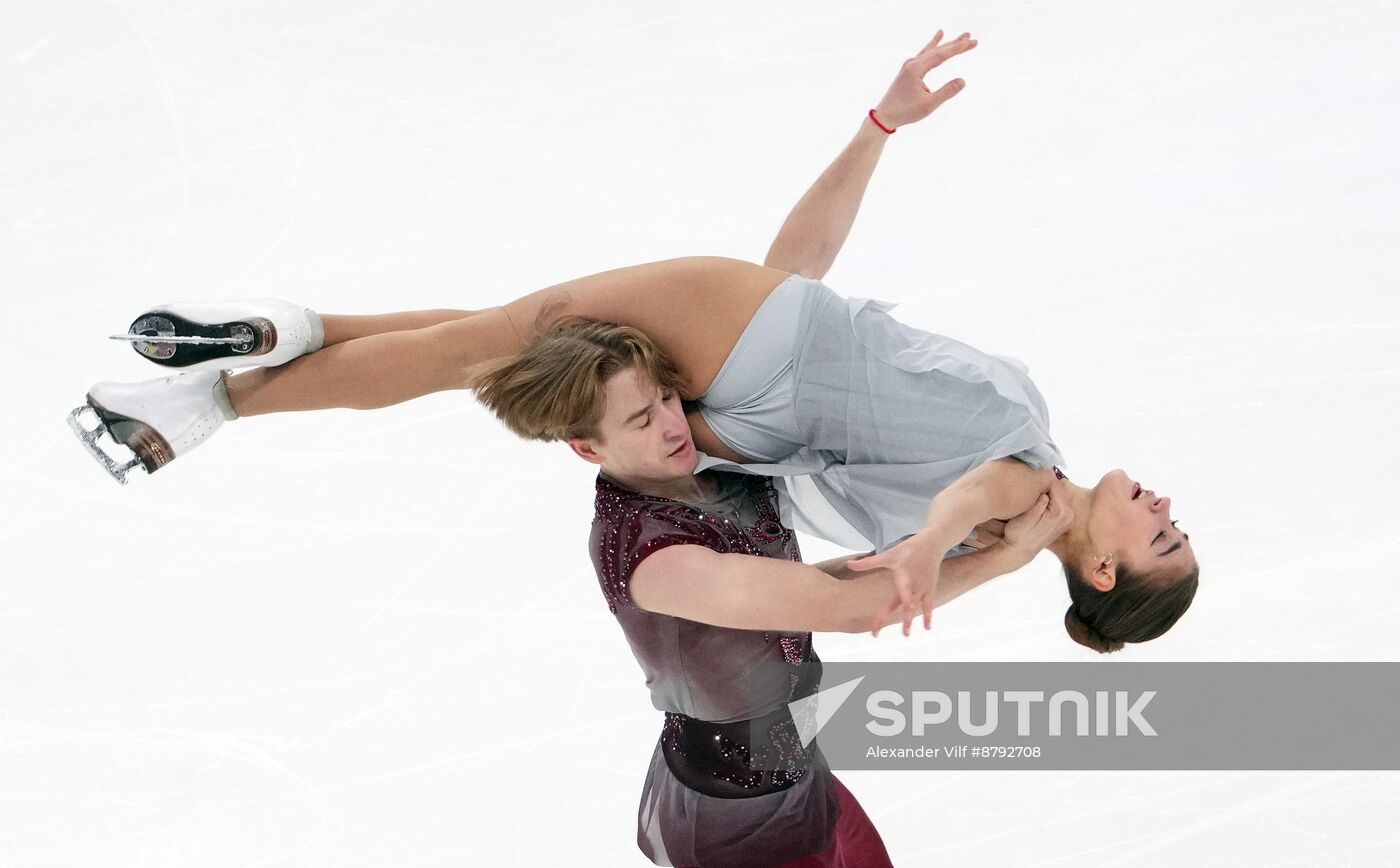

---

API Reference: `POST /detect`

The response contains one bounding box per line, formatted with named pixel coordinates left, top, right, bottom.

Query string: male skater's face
left=567, top=367, right=698, bottom=485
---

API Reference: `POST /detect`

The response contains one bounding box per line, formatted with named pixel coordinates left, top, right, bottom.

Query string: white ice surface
left=2, top=1, right=1398, bottom=865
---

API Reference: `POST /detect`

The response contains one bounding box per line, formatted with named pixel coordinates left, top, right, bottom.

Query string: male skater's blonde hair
left=474, top=319, right=685, bottom=442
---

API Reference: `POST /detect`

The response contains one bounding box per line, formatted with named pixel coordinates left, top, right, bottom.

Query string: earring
left=1103, top=552, right=1115, bottom=566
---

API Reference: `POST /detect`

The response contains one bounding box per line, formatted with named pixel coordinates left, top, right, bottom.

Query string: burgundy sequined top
left=589, top=470, right=842, bottom=867
left=590, top=470, right=813, bottom=721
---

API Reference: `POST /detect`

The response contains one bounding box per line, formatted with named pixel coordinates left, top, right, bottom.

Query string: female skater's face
left=1086, top=469, right=1196, bottom=583
left=570, top=367, right=698, bottom=484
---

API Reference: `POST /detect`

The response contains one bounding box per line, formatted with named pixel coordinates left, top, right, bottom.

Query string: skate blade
left=112, top=312, right=264, bottom=367
left=67, top=405, right=145, bottom=484
left=108, top=334, right=252, bottom=345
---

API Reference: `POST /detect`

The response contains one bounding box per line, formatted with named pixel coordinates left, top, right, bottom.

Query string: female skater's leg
left=74, top=257, right=786, bottom=480
left=320, top=309, right=484, bottom=346
left=225, top=256, right=791, bottom=418
left=226, top=307, right=524, bottom=415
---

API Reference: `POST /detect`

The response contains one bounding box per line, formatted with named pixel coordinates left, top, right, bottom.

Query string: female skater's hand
left=1001, top=491, right=1074, bottom=565
left=871, top=30, right=978, bottom=130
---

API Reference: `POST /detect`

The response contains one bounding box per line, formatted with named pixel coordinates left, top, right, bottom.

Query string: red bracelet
left=868, top=108, right=895, bottom=134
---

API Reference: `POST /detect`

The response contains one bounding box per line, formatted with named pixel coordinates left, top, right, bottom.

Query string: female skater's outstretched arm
left=764, top=29, right=975, bottom=281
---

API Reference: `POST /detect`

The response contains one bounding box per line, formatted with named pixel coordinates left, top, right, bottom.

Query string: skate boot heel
left=68, top=370, right=231, bottom=484
left=98, top=404, right=175, bottom=473
left=112, top=299, right=322, bottom=372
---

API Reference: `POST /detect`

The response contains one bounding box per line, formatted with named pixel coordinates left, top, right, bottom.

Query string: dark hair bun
left=1064, top=605, right=1125, bottom=654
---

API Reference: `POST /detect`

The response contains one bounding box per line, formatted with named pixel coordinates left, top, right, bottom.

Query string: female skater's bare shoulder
left=661, top=255, right=796, bottom=291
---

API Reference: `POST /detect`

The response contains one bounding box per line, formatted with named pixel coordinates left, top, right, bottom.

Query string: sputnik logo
left=788, top=676, right=866, bottom=748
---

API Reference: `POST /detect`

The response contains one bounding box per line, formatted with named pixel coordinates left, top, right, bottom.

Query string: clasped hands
left=849, top=489, right=1073, bottom=637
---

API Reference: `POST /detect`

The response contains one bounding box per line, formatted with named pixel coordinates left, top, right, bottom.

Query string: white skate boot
left=67, top=370, right=236, bottom=484
left=110, top=299, right=325, bottom=372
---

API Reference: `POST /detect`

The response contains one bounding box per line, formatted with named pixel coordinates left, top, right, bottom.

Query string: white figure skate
left=110, top=299, right=324, bottom=371
left=67, top=370, right=233, bottom=484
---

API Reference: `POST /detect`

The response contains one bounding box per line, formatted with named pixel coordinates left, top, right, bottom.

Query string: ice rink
left=3, top=0, right=1398, bottom=864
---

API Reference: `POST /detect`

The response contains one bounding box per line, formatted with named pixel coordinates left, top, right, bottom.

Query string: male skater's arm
left=631, top=542, right=1014, bottom=636
left=629, top=488, right=1065, bottom=636
left=815, top=541, right=1025, bottom=613
left=763, top=30, right=977, bottom=280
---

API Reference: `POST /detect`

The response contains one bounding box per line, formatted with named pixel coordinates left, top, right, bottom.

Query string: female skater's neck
left=1045, top=477, right=1095, bottom=563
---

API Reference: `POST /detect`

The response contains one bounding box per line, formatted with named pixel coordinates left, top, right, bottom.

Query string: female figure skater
left=72, top=30, right=1198, bottom=652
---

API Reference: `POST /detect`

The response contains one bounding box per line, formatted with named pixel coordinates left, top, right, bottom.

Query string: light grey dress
left=693, top=274, right=1064, bottom=554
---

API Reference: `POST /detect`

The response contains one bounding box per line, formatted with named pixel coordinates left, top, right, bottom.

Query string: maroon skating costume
left=590, top=470, right=892, bottom=868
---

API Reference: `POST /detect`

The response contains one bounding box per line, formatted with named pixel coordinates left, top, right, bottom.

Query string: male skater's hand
left=847, top=532, right=947, bottom=638
left=871, top=30, right=978, bottom=130
left=852, top=489, right=1073, bottom=638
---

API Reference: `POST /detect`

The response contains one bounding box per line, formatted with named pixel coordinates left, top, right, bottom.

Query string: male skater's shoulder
left=588, top=471, right=799, bottom=614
